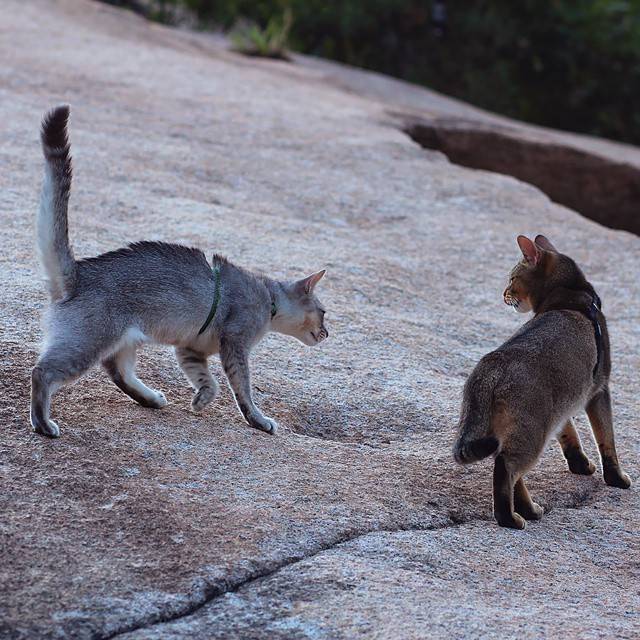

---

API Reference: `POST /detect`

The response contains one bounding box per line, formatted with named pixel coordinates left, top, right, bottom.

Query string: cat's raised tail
left=453, top=359, right=501, bottom=464
left=37, top=105, right=76, bottom=302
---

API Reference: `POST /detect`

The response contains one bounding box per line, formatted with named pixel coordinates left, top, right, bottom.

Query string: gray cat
left=453, top=234, right=631, bottom=529
left=31, top=105, right=328, bottom=438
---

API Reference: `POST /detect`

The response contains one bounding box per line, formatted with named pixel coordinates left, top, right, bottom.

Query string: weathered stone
left=1, top=1, right=638, bottom=639
left=404, top=118, right=640, bottom=236
left=119, top=503, right=639, bottom=640
left=300, top=55, right=640, bottom=235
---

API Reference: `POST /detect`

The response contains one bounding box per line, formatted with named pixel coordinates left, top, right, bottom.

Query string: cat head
left=504, top=234, right=590, bottom=313
left=273, top=270, right=328, bottom=346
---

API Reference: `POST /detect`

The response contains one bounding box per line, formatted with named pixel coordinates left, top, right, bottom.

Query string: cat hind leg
left=492, top=454, right=526, bottom=529
left=558, top=419, right=596, bottom=475
left=31, top=363, right=64, bottom=437
left=31, top=338, right=106, bottom=437
left=103, top=342, right=167, bottom=409
left=514, top=477, right=544, bottom=521
left=493, top=438, right=545, bottom=529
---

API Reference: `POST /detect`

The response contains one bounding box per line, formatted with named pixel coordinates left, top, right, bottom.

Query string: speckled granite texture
left=1, top=1, right=638, bottom=638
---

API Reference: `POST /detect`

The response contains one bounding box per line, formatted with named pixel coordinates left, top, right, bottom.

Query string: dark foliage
left=128, top=1, right=640, bottom=145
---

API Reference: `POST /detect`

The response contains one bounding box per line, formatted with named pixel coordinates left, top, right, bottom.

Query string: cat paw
left=519, top=501, right=544, bottom=521
left=496, top=512, right=526, bottom=530
left=250, top=415, right=278, bottom=435
left=191, top=385, right=217, bottom=413
left=32, top=419, right=60, bottom=438
left=151, top=391, right=168, bottom=409
left=604, top=468, right=632, bottom=489
left=137, top=390, right=167, bottom=409
left=567, top=454, right=596, bottom=476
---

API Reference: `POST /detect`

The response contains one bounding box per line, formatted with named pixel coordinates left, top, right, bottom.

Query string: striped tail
left=37, top=105, right=76, bottom=302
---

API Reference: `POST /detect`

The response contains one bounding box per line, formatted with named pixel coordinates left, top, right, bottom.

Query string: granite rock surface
left=1, top=1, right=638, bottom=638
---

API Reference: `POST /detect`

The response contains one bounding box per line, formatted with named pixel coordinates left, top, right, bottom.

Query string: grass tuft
left=229, top=8, right=293, bottom=60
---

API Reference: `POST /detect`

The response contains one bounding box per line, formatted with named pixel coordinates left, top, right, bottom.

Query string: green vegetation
left=133, top=1, right=640, bottom=145
left=229, top=8, right=293, bottom=59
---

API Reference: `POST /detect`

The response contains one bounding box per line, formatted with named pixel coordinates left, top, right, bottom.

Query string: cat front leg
left=219, top=337, right=277, bottom=435
left=586, top=387, right=631, bottom=489
left=175, top=347, right=219, bottom=413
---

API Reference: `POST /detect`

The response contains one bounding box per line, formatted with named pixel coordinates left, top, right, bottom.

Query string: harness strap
left=586, top=296, right=603, bottom=377
left=198, top=265, right=278, bottom=336
left=539, top=288, right=603, bottom=379
left=197, top=264, right=221, bottom=335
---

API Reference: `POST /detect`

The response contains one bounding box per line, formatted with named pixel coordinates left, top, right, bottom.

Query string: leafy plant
left=229, top=8, right=293, bottom=59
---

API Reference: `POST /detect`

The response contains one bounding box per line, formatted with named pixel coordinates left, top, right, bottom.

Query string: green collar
left=198, top=265, right=222, bottom=335
left=198, top=265, right=278, bottom=336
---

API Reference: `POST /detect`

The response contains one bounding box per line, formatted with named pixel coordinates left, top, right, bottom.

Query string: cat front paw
left=191, top=385, right=218, bottom=413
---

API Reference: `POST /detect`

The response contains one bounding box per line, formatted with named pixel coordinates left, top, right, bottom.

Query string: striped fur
left=38, top=105, right=76, bottom=302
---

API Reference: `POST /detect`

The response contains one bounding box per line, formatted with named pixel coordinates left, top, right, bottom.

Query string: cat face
left=504, top=234, right=586, bottom=314
left=504, top=262, right=533, bottom=313
left=276, top=270, right=329, bottom=346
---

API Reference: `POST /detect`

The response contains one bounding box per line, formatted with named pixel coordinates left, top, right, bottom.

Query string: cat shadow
left=276, top=395, right=441, bottom=446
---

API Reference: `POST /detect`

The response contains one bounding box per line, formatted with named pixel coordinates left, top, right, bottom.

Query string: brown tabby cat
left=453, top=234, right=631, bottom=529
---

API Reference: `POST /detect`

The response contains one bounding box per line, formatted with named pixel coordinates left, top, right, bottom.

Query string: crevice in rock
left=102, top=476, right=603, bottom=638
left=103, top=482, right=601, bottom=638
left=102, top=517, right=465, bottom=639
left=401, top=116, right=640, bottom=236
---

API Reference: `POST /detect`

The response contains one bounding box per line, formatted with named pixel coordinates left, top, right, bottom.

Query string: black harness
left=585, top=293, right=603, bottom=377
left=540, top=289, right=603, bottom=379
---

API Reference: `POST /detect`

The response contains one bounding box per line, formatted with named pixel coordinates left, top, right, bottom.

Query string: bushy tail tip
left=41, top=105, right=71, bottom=158
left=453, top=435, right=499, bottom=464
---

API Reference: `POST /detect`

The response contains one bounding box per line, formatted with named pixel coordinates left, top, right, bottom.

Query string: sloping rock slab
left=1, top=1, right=638, bottom=639
left=119, top=504, right=638, bottom=640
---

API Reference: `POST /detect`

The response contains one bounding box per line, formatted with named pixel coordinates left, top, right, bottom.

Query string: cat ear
left=517, top=235, right=540, bottom=265
left=534, top=235, right=558, bottom=253
left=294, top=270, right=326, bottom=295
